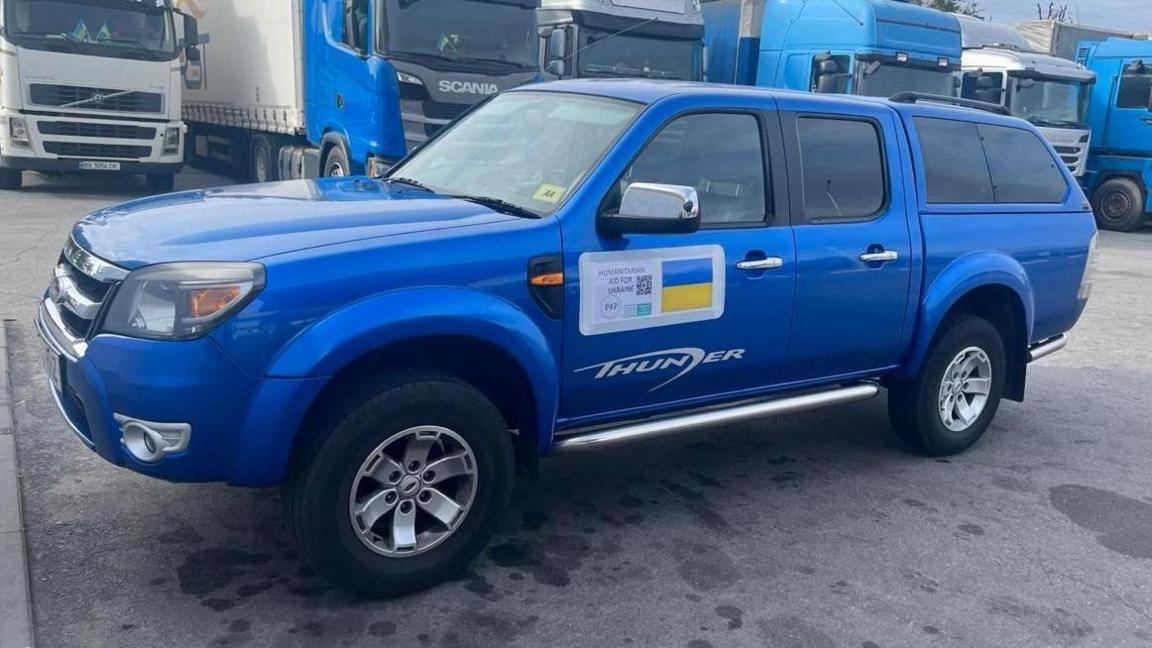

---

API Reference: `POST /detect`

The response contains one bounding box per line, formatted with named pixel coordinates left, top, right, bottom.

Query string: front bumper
left=0, top=110, right=184, bottom=173
left=35, top=298, right=325, bottom=486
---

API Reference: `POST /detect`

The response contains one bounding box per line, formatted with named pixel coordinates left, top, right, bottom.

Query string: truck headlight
left=162, top=127, right=181, bottom=153
left=102, top=263, right=265, bottom=340
left=9, top=117, right=30, bottom=145
left=1078, top=232, right=1099, bottom=302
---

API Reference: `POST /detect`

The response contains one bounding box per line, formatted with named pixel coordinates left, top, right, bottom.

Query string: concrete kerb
left=0, top=322, right=34, bottom=648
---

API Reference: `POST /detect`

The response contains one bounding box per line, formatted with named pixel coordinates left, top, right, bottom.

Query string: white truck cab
left=0, top=0, right=197, bottom=191
left=956, top=15, right=1096, bottom=177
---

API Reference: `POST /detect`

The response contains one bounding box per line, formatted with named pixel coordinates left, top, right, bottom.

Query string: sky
left=977, top=0, right=1152, bottom=32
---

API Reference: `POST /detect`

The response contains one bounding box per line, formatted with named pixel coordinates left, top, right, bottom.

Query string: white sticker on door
left=578, top=245, right=726, bottom=336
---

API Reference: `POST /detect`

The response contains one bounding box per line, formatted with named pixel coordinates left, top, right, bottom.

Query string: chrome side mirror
left=600, top=183, right=701, bottom=236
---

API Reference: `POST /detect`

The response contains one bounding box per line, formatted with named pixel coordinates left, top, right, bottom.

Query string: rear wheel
left=145, top=173, right=175, bottom=194
left=284, top=370, right=514, bottom=598
left=1092, top=177, right=1148, bottom=232
left=888, top=315, right=1006, bottom=456
left=250, top=135, right=279, bottom=183
left=0, top=168, right=22, bottom=190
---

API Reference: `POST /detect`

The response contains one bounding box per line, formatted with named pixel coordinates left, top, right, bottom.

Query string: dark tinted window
left=916, top=117, right=994, bottom=204
left=796, top=117, right=885, bottom=220
left=1117, top=71, right=1152, bottom=109
left=620, top=113, right=768, bottom=225
left=342, top=0, right=369, bottom=52
left=979, top=124, right=1068, bottom=203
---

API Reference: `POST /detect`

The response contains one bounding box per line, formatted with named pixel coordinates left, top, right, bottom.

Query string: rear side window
left=916, top=118, right=994, bottom=204
left=796, top=117, right=886, bottom=220
left=979, top=124, right=1068, bottom=203
left=916, top=117, right=1068, bottom=205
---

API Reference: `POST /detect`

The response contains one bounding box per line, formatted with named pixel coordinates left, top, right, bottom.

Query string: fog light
left=115, top=414, right=191, bottom=463
left=9, top=117, right=30, bottom=145
left=162, top=127, right=181, bottom=153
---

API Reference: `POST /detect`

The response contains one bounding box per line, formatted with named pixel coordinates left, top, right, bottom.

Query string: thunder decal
left=576, top=347, right=747, bottom=391
left=661, top=258, right=714, bottom=313
left=579, top=246, right=726, bottom=336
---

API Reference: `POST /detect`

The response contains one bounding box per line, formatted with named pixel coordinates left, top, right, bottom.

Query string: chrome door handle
left=736, top=257, right=784, bottom=271
left=859, top=250, right=899, bottom=264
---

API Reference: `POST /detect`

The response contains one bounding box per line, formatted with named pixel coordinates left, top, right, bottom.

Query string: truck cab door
left=1103, top=59, right=1152, bottom=152
left=556, top=102, right=796, bottom=429
left=777, top=102, right=915, bottom=380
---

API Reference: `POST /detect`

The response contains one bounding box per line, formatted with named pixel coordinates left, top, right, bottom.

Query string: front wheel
left=145, top=173, right=175, bottom=194
left=888, top=315, right=1007, bottom=456
left=0, top=168, right=22, bottom=190
left=322, top=144, right=351, bottom=178
left=1092, top=177, right=1148, bottom=232
left=284, top=370, right=514, bottom=598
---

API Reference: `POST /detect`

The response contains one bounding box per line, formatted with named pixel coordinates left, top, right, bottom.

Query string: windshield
left=2, top=0, right=176, bottom=61
left=380, top=0, right=538, bottom=71
left=389, top=92, right=641, bottom=216
left=1009, top=76, right=1090, bottom=128
left=855, top=62, right=955, bottom=98
left=579, top=31, right=702, bottom=81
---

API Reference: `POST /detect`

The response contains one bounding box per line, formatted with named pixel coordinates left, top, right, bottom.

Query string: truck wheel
left=0, top=168, right=22, bottom=190
left=322, top=144, right=350, bottom=178
left=284, top=370, right=514, bottom=598
left=250, top=135, right=279, bottom=183
left=888, top=315, right=1006, bottom=457
left=145, top=173, right=175, bottom=194
left=1092, top=178, right=1148, bottom=232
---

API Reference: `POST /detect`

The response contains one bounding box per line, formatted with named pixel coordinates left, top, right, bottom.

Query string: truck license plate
left=41, top=343, right=63, bottom=393
left=79, top=161, right=121, bottom=171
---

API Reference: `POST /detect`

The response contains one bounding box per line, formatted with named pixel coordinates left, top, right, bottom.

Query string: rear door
left=778, top=101, right=915, bottom=379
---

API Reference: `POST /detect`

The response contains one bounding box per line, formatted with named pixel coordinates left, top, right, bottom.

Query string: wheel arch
left=899, top=253, right=1035, bottom=402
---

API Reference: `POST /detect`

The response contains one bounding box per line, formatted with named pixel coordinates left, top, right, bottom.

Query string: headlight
left=163, top=127, right=181, bottom=153
left=102, top=263, right=265, bottom=340
left=9, top=117, right=30, bottom=145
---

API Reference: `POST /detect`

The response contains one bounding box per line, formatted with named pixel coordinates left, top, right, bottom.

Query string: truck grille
left=397, top=82, right=471, bottom=148
left=38, top=121, right=157, bottom=140
left=1054, top=144, right=1088, bottom=176
left=30, top=84, right=164, bottom=114
left=44, top=142, right=152, bottom=159
left=48, top=239, right=127, bottom=340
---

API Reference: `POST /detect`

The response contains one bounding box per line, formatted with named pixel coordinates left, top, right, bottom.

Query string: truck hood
left=16, top=47, right=174, bottom=115
left=73, top=179, right=519, bottom=268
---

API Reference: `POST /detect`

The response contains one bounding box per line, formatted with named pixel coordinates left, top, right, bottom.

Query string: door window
left=342, top=0, right=369, bottom=53
left=612, top=113, right=769, bottom=226
left=1117, top=68, right=1152, bottom=109
left=795, top=116, right=886, bottom=221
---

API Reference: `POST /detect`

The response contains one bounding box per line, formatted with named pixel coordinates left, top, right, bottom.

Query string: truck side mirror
left=814, top=55, right=843, bottom=94
left=183, top=14, right=200, bottom=48
left=974, top=75, right=1002, bottom=103
left=599, top=183, right=701, bottom=236
left=544, top=29, right=567, bottom=78
left=186, top=46, right=202, bottom=63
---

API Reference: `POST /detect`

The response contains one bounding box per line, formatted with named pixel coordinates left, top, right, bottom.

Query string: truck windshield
left=2, top=0, right=176, bottom=61
left=380, top=0, right=538, bottom=71
left=389, top=92, right=641, bottom=216
left=579, top=31, right=701, bottom=81
left=1009, top=77, right=1089, bottom=128
left=855, top=62, right=955, bottom=98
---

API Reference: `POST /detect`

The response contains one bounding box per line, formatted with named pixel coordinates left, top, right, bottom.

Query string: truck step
left=551, top=383, right=881, bottom=453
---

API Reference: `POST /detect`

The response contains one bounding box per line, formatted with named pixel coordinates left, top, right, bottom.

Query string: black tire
left=1092, top=177, right=1148, bottom=232
left=0, top=168, right=22, bottom=190
left=284, top=369, right=514, bottom=598
left=250, top=135, right=279, bottom=183
left=145, top=173, right=175, bottom=194
left=322, top=143, right=351, bottom=178
left=888, top=315, right=1006, bottom=456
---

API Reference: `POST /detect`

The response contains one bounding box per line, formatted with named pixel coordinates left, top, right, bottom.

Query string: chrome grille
left=30, top=84, right=164, bottom=113
left=44, top=142, right=152, bottom=160
left=48, top=239, right=127, bottom=341
left=38, top=121, right=157, bottom=140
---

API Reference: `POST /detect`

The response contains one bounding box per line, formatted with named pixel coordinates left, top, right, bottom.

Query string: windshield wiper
left=387, top=176, right=434, bottom=192
left=449, top=194, right=540, bottom=219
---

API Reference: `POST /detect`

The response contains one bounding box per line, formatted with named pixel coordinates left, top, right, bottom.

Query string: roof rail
left=888, top=92, right=1011, bottom=116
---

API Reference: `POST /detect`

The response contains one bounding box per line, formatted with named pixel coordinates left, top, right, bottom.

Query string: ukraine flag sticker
left=661, top=258, right=714, bottom=313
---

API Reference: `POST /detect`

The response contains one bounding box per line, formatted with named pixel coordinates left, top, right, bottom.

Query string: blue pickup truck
left=38, top=81, right=1097, bottom=597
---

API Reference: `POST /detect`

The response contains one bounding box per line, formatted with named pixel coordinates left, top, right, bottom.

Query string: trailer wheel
left=251, top=135, right=279, bottom=183
left=0, top=168, right=22, bottom=191
left=283, top=369, right=514, bottom=598
left=145, top=173, right=175, bottom=194
left=1092, top=177, right=1148, bottom=232
left=322, top=144, right=351, bottom=178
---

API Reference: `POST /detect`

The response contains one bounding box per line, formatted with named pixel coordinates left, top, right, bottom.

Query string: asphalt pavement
left=2, top=171, right=1152, bottom=648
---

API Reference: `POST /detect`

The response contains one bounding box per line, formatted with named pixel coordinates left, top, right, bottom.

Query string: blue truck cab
left=38, top=81, right=1097, bottom=597
left=1078, top=38, right=1152, bottom=232
left=703, top=0, right=960, bottom=96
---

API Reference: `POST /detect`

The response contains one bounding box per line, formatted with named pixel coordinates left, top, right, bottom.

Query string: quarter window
left=979, top=124, right=1068, bottom=204
left=617, top=113, right=768, bottom=225
left=915, top=118, right=994, bottom=204
left=795, top=117, right=886, bottom=220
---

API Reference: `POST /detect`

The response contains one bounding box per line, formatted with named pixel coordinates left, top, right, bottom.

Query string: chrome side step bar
left=1028, top=334, right=1067, bottom=363
left=551, top=383, right=881, bottom=453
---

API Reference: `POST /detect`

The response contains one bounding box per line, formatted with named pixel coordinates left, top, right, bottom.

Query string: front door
left=778, top=103, right=914, bottom=379
left=1103, top=59, right=1152, bottom=154
left=558, top=104, right=797, bottom=427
